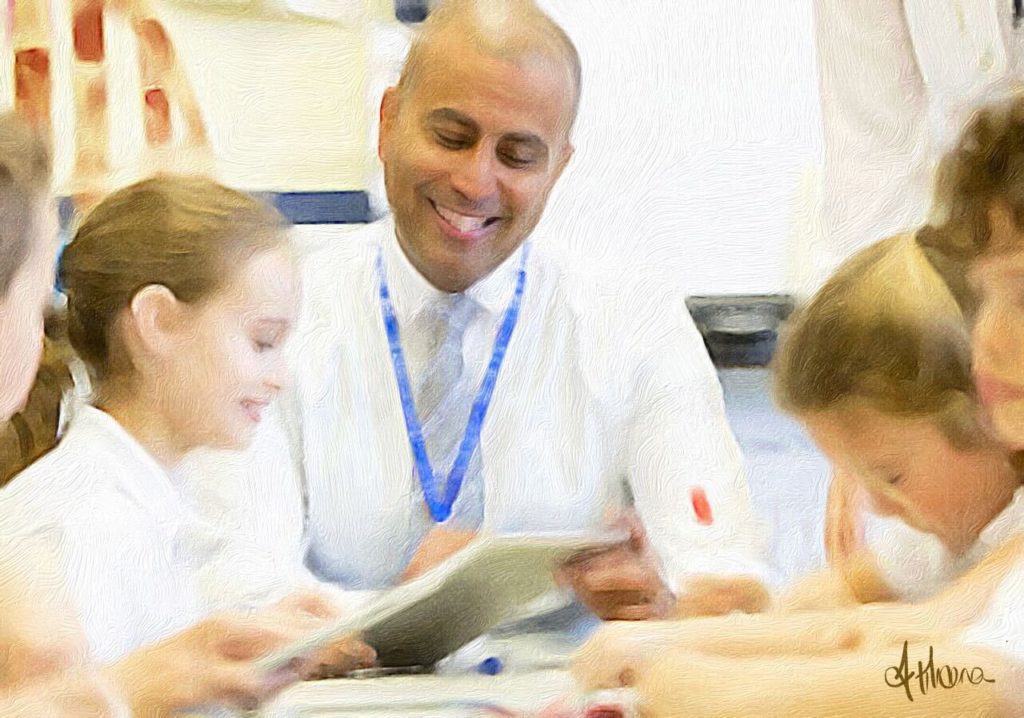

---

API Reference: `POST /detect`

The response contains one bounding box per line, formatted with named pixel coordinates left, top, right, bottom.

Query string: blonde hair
left=774, top=235, right=982, bottom=447
left=0, top=175, right=288, bottom=485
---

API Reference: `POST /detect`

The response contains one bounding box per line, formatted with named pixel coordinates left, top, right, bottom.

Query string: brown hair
left=0, top=112, right=60, bottom=487
left=0, top=112, right=51, bottom=299
left=62, top=175, right=287, bottom=382
left=918, top=93, right=1024, bottom=295
left=774, top=235, right=983, bottom=448
left=0, top=174, right=288, bottom=486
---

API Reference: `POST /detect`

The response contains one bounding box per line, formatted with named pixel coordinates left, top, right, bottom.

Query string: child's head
left=919, top=93, right=1024, bottom=450
left=775, top=235, right=1018, bottom=553
left=0, top=113, right=56, bottom=421
left=61, top=174, right=297, bottom=454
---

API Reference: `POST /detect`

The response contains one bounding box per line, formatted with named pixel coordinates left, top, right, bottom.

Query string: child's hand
left=268, top=589, right=377, bottom=678
left=777, top=568, right=858, bottom=612
left=673, top=574, right=772, bottom=618
left=105, top=610, right=311, bottom=716
left=572, top=621, right=683, bottom=690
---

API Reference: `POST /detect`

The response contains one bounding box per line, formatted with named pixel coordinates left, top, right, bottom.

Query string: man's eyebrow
left=426, top=108, right=477, bottom=130
left=502, top=132, right=547, bottom=149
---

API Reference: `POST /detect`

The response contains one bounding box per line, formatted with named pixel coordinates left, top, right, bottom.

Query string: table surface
left=259, top=668, right=575, bottom=717
left=258, top=632, right=583, bottom=717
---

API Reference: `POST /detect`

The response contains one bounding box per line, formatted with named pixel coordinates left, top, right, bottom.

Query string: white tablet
left=259, top=531, right=627, bottom=672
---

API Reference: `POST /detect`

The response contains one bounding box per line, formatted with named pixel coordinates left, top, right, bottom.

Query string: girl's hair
left=0, top=174, right=288, bottom=486
left=0, top=112, right=51, bottom=299
left=774, top=234, right=984, bottom=448
left=918, top=92, right=1024, bottom=298
left=0, top=112, right=60, bottom=487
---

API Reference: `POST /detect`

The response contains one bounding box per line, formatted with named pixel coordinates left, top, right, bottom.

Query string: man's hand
left=401, top=526, right=477, bottom=582
left=556, top=513, right=675, bottom=621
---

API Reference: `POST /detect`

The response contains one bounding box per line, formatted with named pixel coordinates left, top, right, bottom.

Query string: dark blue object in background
left=270, top=191, right=372, bottom=225
left=396, top=0, right=430, bottom=23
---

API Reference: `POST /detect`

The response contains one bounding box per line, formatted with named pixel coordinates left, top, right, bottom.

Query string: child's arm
left=779, top=471, right=896, bottom=611
left=631, top=642, right=1016, bottom=717
left=780, top=549, right=898, bottom=610
left=824, top=469, right=862, bottom=564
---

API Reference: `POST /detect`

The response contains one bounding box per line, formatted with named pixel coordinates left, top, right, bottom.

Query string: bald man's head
left=398, top=0, right=581, bottom=128
left=378, top=0, right=579, bottom=291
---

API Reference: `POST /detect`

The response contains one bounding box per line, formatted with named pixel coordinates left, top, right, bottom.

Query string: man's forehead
left=400, top=13, right=578, bottom=130
left=408, top=50, right=574, bottom=140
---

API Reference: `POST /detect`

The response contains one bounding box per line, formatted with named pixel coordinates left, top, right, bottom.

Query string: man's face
left=379, top=38, right=575, bottom=291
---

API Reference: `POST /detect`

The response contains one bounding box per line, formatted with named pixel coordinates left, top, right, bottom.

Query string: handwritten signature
left=885, top=640, right=995, bottom=701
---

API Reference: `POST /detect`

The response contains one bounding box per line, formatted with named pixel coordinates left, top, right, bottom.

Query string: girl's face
left=970, top=248, right=1024, bottom=449
left=803, top=406, right=1017, bottom=554
left=0, top=201, right=58, bottom=422
left=157, top=245, right=300, bottom=452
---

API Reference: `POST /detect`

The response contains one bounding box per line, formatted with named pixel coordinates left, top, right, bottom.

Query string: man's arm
left=622, top=287, right=771, bottom=612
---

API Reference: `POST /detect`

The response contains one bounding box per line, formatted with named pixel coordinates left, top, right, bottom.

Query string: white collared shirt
left=0, top=406, right=205, bottom=663
left=213, top=218, right=768, bottom=594
left=865, top=487, right=1024, bottom=602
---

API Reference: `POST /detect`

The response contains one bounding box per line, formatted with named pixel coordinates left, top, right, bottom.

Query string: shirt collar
left=978, top=486, right=1024, bottom=550
left=380, top=214, right=526, bottom=322
left=70, top=404, right=184, bottom=517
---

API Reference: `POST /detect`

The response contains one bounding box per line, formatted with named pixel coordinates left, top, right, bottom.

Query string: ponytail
left=0, top=312, right=74, bottom=487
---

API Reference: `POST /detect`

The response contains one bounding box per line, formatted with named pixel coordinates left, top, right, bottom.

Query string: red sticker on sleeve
left=691, top=487, right=713, bottom=525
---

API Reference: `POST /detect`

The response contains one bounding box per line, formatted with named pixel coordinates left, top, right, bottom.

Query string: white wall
left=154, top=1, right=373, bottom=192
left=535, top=0, right=823, bottom=295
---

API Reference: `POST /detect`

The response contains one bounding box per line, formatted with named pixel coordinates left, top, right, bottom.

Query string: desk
left=260, top=669, right=574, bottom=717
left=259, top=631, right=582, bottom=717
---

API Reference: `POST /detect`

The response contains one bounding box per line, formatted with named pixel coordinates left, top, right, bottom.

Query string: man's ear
left=553, top=141, right=574, bottom=183
left=379, top=86, right=400, bottom=162
left=127, top=284, right=183, bottom=360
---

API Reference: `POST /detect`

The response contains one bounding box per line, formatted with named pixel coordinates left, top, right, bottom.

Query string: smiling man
left=221, top=0, right=770, bottom=622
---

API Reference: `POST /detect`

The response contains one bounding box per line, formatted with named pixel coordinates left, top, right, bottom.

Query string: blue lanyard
left=377, top=244, right=530, bottom=523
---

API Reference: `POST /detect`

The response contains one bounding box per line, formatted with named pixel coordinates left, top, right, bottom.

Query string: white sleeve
left=861, top=511, right=958, bottom=602
left=0, top=513, right=143, bottom=664
left=620, top=287, right=770, bottom=591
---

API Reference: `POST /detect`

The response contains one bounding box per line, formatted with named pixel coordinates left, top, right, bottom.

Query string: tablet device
left=259, top=531, right=627, bottom=673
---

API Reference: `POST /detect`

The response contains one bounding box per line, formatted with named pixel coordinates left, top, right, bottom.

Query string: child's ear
left=128, top=284, right=184, bottom=359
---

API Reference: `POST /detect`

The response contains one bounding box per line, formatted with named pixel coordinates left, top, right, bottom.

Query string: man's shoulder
left=535, top=250, right=691, bottom=336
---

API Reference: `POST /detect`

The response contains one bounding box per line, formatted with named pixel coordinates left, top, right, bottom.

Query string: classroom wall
left=1, top=0, right=387, bottom=194
left=11, top=0, right=826, bottom=295
left=534, top=0, right=824, bottom=296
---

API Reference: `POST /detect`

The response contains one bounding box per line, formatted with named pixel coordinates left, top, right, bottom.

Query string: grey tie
left=415, top=293, right=485, bottom=529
